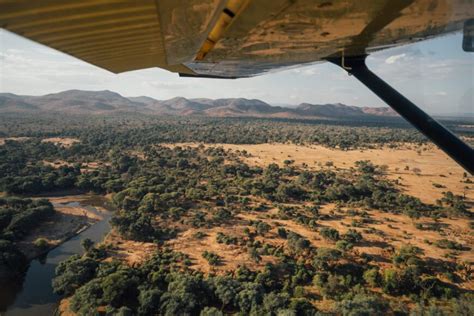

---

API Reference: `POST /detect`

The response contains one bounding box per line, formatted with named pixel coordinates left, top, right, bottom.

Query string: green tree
left=200, top=306, right=224, bottom=316
left=138, top=288, right=161, bottom=316
left=213, top=276, right=240, bottom=310
left=363, top=268, right=381, bottom=287
left=101, top=270, right=140, bottom=308
left=263, top=292, right=290, bottom=314
left=52, top=255, right=99, bottom=295
left=34, top=237, right=49, bottom=249
left=336, top=294, right=389, bottom=316
left=236, top=283, right=262, bottom=314
left=319, top=227, right=340, bottom=241
left=81, top=238, right=94, bottom=252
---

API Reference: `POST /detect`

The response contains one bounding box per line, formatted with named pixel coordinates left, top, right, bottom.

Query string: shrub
left=343, top=229, right=363, bottom=243
left=336, top=240, right=354, bottom=251
left=81, top=238, right=94, bottom=252
left=200, top=307, right=223, bottom=316
left=363, top=268, right=381, bottom=287
left=434, top=239, right=465, bottom=251
left=202, top=251, right=221, bottom=266
left=313, top=248, right=342, bottom=271
left=277, top=227, right=287, bottom=239
left=392, top=245, right=423, bottom=267
left=336, top=294, right=389, bottom=316
left=34, top=237, right=49, bottom=249
left=319, top=227, right=340, bottom=241
left=193, top=231, right=207, bottom=239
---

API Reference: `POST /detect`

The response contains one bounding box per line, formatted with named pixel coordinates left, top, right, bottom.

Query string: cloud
left=1, top=29, right=471, bottom=114
left=385, top=53, right=407, bottom=64
left=291, top=65, right=320, bottom=76
left=143, top=80, right=190, bottom=90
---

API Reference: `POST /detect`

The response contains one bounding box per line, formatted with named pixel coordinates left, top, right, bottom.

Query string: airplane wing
left=1, top=0, right=473, bottom=172
left=1, top=0, right=472, bottom=78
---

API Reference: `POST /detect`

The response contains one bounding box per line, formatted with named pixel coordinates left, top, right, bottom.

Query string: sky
left=0, top=28, right=472, bottom=115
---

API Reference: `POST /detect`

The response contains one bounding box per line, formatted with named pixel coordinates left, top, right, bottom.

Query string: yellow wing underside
left=1, top=0, right=473, bottom=78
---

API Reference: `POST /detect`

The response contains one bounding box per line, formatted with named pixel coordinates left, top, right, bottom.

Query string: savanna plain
left=0, top=113, right=472, bottom=316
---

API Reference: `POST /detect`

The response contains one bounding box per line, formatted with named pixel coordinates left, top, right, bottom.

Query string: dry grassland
left=104, top=231, right=158, bottom=267
left=166, top=143, right=472, bottom=205
left=157, top=143, right=473, bottom=291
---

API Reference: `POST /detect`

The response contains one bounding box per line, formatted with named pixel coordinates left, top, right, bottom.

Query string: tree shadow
left=358, top=239, right=391, bottom=249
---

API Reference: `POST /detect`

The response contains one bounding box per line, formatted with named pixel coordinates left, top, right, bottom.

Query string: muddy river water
left=0, top=195, right=114, bottom=316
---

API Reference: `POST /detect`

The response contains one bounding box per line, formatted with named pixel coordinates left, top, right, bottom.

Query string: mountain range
left=0, top=90, right=398, bottom=118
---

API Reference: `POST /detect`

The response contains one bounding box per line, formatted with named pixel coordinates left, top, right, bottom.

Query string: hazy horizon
left=1, top=29, right=473, bottom=116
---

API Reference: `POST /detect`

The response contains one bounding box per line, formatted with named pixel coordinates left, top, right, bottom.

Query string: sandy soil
left=217, top=203, right=472, bottom=289
left=157, top=143, right=473, bottom=289
left=157, top=199, right=473, bottom=289
left=45, top=195, right=103, bottom=206
left=58, top=299, right=72, bottom=316
left=17, top=196, right=104, bottom=260
left=165, top=143, right=473, bottom=205
left=104, top=231, right=158, bottom=267
left=0, top=137, right=31, bottom=145
left=167, top=224, right=279, bottom=275
left=41, top=137, right=80, bottom=148
left=42, top=160, right=74, bottom=169
left=53, top=142, right=472, bottom=314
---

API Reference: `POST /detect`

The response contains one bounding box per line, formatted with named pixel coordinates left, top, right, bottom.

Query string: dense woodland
left=2, top=113, right=473, bottom=147
left=0, top=114, right=472, bottom=315
left=0, top=113, right=440, bottom=149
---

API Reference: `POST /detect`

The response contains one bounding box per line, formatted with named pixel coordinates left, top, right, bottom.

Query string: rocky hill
left=0, top=90, right=398, bottom=118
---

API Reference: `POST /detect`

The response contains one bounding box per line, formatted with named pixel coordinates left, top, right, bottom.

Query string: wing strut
left=328, top=55, right=474, bottom=174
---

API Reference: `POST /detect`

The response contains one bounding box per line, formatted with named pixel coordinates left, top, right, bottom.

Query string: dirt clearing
left=41, top=137, right=80, bottom=147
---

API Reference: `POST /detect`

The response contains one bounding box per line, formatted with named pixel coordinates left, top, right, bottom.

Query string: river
left=0, top=195, right=114, bottom=316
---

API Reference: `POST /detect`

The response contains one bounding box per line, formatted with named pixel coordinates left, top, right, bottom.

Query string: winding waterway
left=0, top=195, right=114, bottom=316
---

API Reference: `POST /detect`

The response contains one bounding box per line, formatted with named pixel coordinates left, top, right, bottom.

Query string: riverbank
left=1, top=194, right=114, bottom=316
left=17, top=195, right=109, bottom=260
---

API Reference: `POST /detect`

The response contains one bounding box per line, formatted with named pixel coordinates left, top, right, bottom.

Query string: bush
left=336, top=294, right=389, bottom=316
left=34, top=237, right=49, bottom=249
left=263, top=292, right=290, bottom=314
left=336, top=240, right=354, bottom=251
left=313, top=248, right=342, bottom=271
left=287, top=232, right=310, bottom=252
left=81, top=238, right=94, bottom=252
left=200, top=307, right=223, bottom=316
left=319, top=227, right=340, bottom=241
left=434, top=239, right=465, bottom=251
left=363, top=268, right=381, bottom=287
left=392, top=245, right=423, bottom=267
left=314, top=273, right=347, bottom=299
left=193, top=231, right=207, bottom=239
left=202, top=251, right=221, bottom=266
left=343, top=229, right=363, bottom=243
left=236, top=282, right=262, bottom=313
left=277, top=227, right=287, bottom=239
left=451, top=294, right=474, bottom=315
left=289, top=298, right=318, bottom=315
